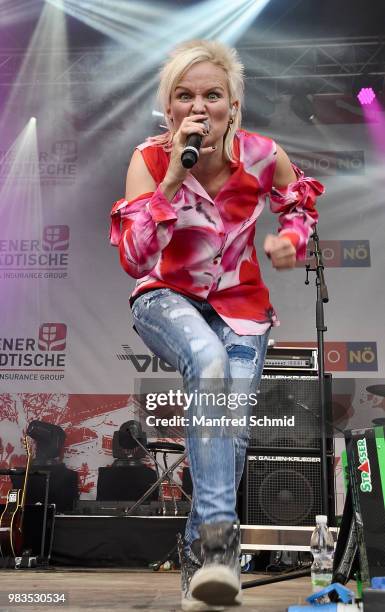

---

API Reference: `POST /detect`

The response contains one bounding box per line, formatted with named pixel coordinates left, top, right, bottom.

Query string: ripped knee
left=226, top=343, right=258, bottom=364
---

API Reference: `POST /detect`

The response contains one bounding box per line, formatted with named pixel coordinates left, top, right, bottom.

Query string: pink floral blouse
left=110, top=129, right=324, bottom=335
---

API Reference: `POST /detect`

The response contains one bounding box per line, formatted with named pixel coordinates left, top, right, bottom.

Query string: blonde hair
left=152, top=39, right=244, bottom=162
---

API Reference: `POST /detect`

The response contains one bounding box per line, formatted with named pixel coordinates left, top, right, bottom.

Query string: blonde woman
left=110, top=39, right=324, bottom=610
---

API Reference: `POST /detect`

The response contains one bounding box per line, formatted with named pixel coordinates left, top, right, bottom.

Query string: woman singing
left=110, top=39, right=324, bottom=611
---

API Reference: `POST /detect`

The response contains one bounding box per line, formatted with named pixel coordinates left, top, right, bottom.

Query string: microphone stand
left=305, top=224, right=330, bottom=518
left=242, top=225, right=332, bottom=592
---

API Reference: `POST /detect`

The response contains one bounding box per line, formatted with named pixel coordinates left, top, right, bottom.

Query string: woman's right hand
left=165, top=114, right=210, bottom=184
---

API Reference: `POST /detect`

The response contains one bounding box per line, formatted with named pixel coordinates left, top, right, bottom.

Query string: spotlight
left=26, top=420, right=65, bottom=465
left=17, top=421, right=78, bottom=512
left=98, top=420, right=158, bottom=501
left=357, top=87, right=376, bottom=106
left=290, top=94, right=316, bottom=124
left=353, top=74, right=383, bottom=105
left=30, top=117, right=37, bottom=123
left=112, top=420, right=147, bottom=466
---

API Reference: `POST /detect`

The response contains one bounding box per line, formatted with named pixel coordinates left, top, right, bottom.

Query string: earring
left=228, top=117, right=234, bottom=126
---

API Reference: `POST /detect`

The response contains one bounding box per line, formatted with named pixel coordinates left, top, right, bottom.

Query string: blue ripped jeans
left=131, top=287, right=269, bottom=547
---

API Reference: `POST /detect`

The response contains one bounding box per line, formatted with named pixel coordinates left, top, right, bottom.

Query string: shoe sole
left=190, top=565, right=241, bottom=606
left=181, top=597, right=224, bottom=612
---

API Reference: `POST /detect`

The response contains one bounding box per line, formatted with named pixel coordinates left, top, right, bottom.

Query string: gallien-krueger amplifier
left=243, top=452, right=335, bottom=527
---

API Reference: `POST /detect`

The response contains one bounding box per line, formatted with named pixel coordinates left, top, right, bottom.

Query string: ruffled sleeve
left=269, top=164, right=325, bottom=259
left=109, top=186, right=178, bottom=279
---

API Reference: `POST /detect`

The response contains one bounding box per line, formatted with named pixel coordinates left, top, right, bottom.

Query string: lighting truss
left=0, top=36, right=384, bottom=95
left=240, top=36, right=385, bottom=95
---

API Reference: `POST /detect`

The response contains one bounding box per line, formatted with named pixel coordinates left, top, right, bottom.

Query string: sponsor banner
left=0, top=140, right=77, bottom=186
left=120, top=341, right=378, bottom=373
left=290, top=150, right=365, bottom=176
left=0, top=225, right=70, bottom=280
left=0, top=323, right=68, bottom=383
left=277, top=342, right=378, bottom=372
left=296, top=239, right=371, bottom=268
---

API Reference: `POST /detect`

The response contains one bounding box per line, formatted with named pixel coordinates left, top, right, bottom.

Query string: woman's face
left=167, top=61, right=237, bottom=148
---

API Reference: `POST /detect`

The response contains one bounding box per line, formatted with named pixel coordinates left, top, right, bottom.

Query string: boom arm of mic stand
left=312, top=225, right=329, bottom=303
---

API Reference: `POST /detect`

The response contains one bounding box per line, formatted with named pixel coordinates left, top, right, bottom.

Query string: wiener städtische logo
left=0, top=140, right=78, bottom=185
left=0, top=323, right=67, bottom=382
left=0, top=225, right=69, bottom=280
left=296, top=240, right=371, bottom=268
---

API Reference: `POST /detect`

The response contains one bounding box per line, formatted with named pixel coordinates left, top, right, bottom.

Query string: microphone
left=181, top=120, right=209, bottom=169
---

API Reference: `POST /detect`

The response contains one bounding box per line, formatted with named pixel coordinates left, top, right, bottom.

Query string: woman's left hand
left=264, top=234, right=296, bottom=269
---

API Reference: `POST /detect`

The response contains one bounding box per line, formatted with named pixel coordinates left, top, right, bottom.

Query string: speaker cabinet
left=249, top=374, right=333, bottom=452
left=243, top=452, right=334, bottom=526
left=242, top=373, right=334, bottom=526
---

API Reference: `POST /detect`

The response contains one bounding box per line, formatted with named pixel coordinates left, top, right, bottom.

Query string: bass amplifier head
left=249, top=374, right=333, bottom=452
left=243, top=452, right=334, bottom=527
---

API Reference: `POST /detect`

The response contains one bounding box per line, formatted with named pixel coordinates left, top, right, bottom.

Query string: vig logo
left=38, top=323, right=67, bottom=351
left=357, top=438, right=372, bottom=493
left=117, top=345, right=176, bottom=372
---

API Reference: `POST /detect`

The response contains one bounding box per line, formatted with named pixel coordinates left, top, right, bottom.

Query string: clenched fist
left=264, top=234, right=297, bottom=269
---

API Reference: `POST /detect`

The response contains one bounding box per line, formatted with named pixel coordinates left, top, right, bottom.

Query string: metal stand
left=305, top=224, right=330, bottom=519
left=242, top=225, right=331, bottom=589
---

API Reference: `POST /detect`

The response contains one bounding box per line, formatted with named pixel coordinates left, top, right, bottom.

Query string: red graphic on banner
left=22, top=393, right=65, bottom=423
left=64, top=427, right=98, bottom=448
left=0, top=394, right=188, bottom=501
left=38, top=323, right=67, bottom=351
left=42, top=225, right=70, bottom=251
left=63, top=395, right=131, bottom=426
left=0, top=395, right=18, bottom=423
left=102, top=436, right=113, bottom=453
left=77, top=462, right=95, bottom=494
left=0, top=436, right=27, bottom=501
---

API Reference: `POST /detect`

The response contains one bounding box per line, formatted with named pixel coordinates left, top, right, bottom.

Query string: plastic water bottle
left=310, top=514, right=334, bottom=592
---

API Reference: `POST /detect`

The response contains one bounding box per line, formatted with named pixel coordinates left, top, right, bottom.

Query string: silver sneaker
left=189, top=521, right=243, bottom=607
left=177, top=533, right=224, bottom=612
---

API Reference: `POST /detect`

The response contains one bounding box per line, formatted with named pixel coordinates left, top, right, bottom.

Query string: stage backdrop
left=1, top=80, right=384, bottom=512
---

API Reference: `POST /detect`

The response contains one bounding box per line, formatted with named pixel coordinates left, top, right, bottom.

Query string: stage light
left=290, top=94, right=316, bottom=124
left=26, top=420, right=66, bottom=464
left=0, top=0, right=71, bottom=138
left=112, top=420, right=148, bottom=467
left=43, top=0, right=271, bottom=135
left=352, top=74, right=383, bottom=106
left=357, top=87, right=376, bottom=106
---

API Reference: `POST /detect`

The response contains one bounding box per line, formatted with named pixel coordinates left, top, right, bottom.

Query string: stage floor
left=0, top=568, right=357, bottom=611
